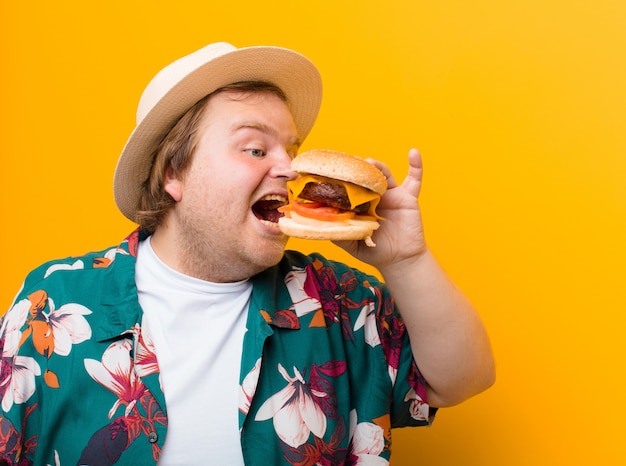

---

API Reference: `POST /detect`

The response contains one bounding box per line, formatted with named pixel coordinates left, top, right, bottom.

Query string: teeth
left=259, top=219, right=280, bottom=228
left=259, top=194, right=287, bottom=203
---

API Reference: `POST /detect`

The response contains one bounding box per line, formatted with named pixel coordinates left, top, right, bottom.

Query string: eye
left=245, top=148, right=266, bottom=157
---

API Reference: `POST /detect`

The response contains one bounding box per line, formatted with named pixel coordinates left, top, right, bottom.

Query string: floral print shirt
left=0, top=229, right=434, bottom=465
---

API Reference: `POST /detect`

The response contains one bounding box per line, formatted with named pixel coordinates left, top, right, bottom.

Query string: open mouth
left=252, top=194, right=288, bottom=225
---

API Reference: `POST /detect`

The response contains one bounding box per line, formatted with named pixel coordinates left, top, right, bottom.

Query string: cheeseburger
left=278, top=149, right=387, bottom=247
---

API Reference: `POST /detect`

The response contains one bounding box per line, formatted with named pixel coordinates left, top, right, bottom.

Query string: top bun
left=291, top=149, right=388, bottom=195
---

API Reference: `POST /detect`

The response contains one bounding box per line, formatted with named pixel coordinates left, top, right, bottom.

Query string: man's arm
left=336, top=148, right=495, bottom=407
left=378, top=248, right=495, bottom=407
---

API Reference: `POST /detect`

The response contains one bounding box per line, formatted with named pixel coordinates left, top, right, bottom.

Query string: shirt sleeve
left=365, top=271, right=436, bottom=428
left=1, top=283, right=41, bottom=464
left=298, top=252, right=436, bottom=429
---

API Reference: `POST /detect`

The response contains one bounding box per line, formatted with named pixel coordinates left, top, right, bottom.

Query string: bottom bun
left=278, top=215, right=380, bottom=246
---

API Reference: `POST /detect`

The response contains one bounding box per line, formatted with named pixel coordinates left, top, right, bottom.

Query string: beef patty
left=299, top=182, right=370, bottom=212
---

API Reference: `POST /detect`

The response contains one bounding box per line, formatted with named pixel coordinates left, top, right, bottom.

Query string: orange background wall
left=2, top=1, right=625, bottom=464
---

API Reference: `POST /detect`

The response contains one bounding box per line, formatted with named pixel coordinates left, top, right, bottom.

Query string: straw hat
left=113, top=42, right=323, bottom=222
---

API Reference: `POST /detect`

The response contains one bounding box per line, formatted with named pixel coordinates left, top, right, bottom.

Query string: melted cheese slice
left=287, top=174, right=382, bottom=218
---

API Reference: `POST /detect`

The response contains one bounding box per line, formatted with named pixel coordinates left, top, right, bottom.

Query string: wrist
left=378, top=245, right=431, bottom=281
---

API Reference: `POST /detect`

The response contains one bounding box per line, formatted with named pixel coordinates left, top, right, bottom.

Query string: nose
left=271, top=149, right=297, bottom=180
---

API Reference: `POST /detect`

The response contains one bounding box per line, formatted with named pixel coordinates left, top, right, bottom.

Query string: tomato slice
left=290, top=201, right=356, bottom=222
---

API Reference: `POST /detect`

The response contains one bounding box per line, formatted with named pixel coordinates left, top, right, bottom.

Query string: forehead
left=200, top=90, right=298, bottom=138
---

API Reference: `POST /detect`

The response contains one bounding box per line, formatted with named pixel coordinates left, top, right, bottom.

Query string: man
left=0, top=42, right=494, bottom=465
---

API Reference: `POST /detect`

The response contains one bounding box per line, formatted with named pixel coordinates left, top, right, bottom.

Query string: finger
left=401, top=148, right=423, bottom=198
left=366, top=158, right=399, bottom=188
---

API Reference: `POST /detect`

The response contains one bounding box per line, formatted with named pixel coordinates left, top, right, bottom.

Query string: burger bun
left=291, top=149, right=387, bottom=195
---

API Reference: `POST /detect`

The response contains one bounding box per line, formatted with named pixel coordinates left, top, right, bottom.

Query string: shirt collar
left=92, top=228, right=145, bottom=341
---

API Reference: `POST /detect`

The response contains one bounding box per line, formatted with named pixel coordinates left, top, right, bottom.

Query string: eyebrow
left=232, top=120, right=301, bottom=148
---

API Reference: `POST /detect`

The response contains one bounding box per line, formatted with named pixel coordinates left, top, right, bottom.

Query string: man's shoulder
left=15, top=230, right=141, bottom=303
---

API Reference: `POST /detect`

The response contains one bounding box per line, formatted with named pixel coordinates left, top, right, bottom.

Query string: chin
left=246, top=233, right=287, bottom=271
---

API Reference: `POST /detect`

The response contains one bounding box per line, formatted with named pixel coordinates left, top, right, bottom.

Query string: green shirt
left=0, top=229, right=434, bottom=465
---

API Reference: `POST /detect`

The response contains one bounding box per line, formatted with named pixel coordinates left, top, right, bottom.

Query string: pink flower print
left=1, top=298, right=41, bottom=411
left=301, top=261, right=367, bottom=340
left=1, top=299, right=31, bottom=360
left=348, top=410, right=388, bottom=465
left=7, top=291, right=92, bottom=360
left=1, top=355, right=41, bottom=412
left=239, top=358, right=262, bottom=416
left=124, top=228, right=141, bottom=257
left=353, top=301, right=381, bottom=349
left=284, top=268, right=321, bottom=318
left=132, top=324, right=159, bottom=378
left=255, top=364, right=328, bottom=448
left=403, top=387, right=429, bottom=422
left=45, top=299, right=92, bottom=357
left=350, top=424, right=387, bottom=465
left=84, top=340, right=146, bottom=419
left=303, top=261, right=342, bottom=322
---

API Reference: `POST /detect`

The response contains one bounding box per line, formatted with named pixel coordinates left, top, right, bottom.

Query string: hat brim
left=114, top=44, right=322, bottom=222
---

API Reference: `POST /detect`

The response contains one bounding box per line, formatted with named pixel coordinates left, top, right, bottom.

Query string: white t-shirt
left=135, top=237, right=250, bottom=465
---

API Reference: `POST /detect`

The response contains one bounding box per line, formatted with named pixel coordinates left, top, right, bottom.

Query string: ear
left=163, top=166, right=183, bottom=202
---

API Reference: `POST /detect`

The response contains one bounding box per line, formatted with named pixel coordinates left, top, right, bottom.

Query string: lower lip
left=258, top=218, right=283, bottom=233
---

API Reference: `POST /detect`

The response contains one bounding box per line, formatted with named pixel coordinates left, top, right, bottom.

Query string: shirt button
left=148, top=431, right=158, bottom=443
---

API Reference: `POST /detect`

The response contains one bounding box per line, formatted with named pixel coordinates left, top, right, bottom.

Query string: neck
left=150, top=226, right=262, bottom=283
